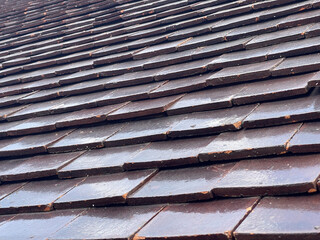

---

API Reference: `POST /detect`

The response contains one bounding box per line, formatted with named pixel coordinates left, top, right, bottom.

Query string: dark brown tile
left=306, top=22, right=320, bottom=38
left=0, top=152, right=83, bottom=182
left=309, top=70, right=320, bottom=87
left=214, top=154, right=320, bottom=197
left=272, top=53, right=320, bottom=77
left=143, top=48, right=194, bottom=70
left=54, top=170, right=156, bottom=209
left=51, top=205, right=162, bottom=240
left=0, top=105, right=29, bottom=121
left=107, top=95, right=183, bottom=121
left=232, top=72, right=314, bottom=105
left=199, top=124, right=301, bottom=162
left=0, top=182, right=25, bottom=200
left=0, top=209, right=83, bottom=240
left=96, top=81, right=165, bottom=106
left=128, top=163, right=235, bottom=205
left=245, top=24, right=311, bottom=49
left=124, top=136, right=215, bottom=170
left=277, top=8, right=320, bottom=29
left=149, top=74, right=208, bottom=98
left=235, top=194, right=320, bottom=240
left=0, top=129, right=73, bottom=157
left=105, top=115, right=184, bottom=147
left=55, top=103, right=127, bottom=128
left=104, top=69, right=156, bottom=89
left=167, top=85, right=245, bottom=115
left=135, top=197, right=259, bottom=240
left=207, top=59, right=283, bottom=86
left=289, top=121, right=320, bottom=153
left=47, top=123, right=124, bottom=153
left=267, top=36, right=320, bottom=60
left=154, top=58, right=212, bottom=81
left=243, top=91, right=320, bottom=128
left=169, top=104, right=257, bottom=138
left=225, top=19, right=279, bottom=41
left=133, top=39, right=191, bottom=60
left=0, top=178, right=82, bottom=214
left=58, top=144, right=148, bottom=178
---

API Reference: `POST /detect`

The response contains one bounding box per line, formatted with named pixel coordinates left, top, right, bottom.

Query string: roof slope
left=0, top=0, right=320, bottom=239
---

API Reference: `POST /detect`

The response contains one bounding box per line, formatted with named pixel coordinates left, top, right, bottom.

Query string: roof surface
left=0, top=0, right=320, bottom=239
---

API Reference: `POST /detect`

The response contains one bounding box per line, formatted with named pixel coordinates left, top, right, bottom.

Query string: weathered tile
left=133, top=39, right=191, bottom=59
left=199, top=124, right=301, bottom=162
left=309, top=71, right=320, bottom=87
left=0, top=178, right=82, bottom=214
left=51, top=205, right=162, bottom=240
left=105, top=115, right=184, bottom=147
left=235, top=195, right=320, bottom=240
left=54, top=170, right=156, bottom=209
left=107, top=95, right=183, bottom=121
left=128, top=163, right=235, bottom=205
left=225, top=19, right=279, bottom=41
left=0, top=152, right=82, bottom=182
left=58, top=144, right=148, bottom=178
left=272, top=53, right=320, bottom=77
left=243, top=92, right=320, bottom=128
left=135, top=197, right=259, bottom=240
left=277, top=8, right=320, bottom=29
left=207, top=59, right=283, bottom=86
left=124, top=136, right=215, bottom=170
left=0, top=209, right=83, bottom=240
left=96, top=81, right=165, bottom=106
left=55, top=103, right=127, bottom=128
left=167, top=84, right=244, bottom=115
left=0, top=105, right=29, bottom=121
left=267, top=36, right=320, bottom=60
left=233, top=72, right=314, bottom=105
left=0, top=182, right=25, bottom=200
left=214, top=154, right=320, bottom=197
left=149, top=74, right=208, bottom=98
left=154, top=58, right=212, bottom=81
left=0, top=129, right=72, bottom=157
left=143, top=48, right=194, bottom=70
left=47, top=123, right=124, bottom=153
left=289, top=121, right=320, bottom=153
left=5, top=114, right=65, bottom=137
left=169, top=104, right=257, bottom=138
left=245, top=24, right=311, bottom=49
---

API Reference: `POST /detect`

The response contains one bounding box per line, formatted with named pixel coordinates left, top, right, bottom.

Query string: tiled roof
left=0, top=0, right=320, bottom=239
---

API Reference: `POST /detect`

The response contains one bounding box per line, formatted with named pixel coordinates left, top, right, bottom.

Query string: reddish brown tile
left=51, top=205, right=162, bottom=240
left=0, top=178, right=82, bottom=214
left=135, top=197, right=259, bottom=240
left=128, top=163, right=235, bottom=205
left=199, top=124, right=301, bottom=162
left=124, top=136, right=215, bottom=170
left=214, top=154, right=320, bottom=197
left=289, top=121, right=320, bottom=153
left=169, top=104, right=257, bottom=138
left=107, top=95, right=183, bottom=121
left=0, top=182, right=25, bottom=200
left=47, top=123, right=124, bottom=153
left=235, top=194, right=320, bottom=240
